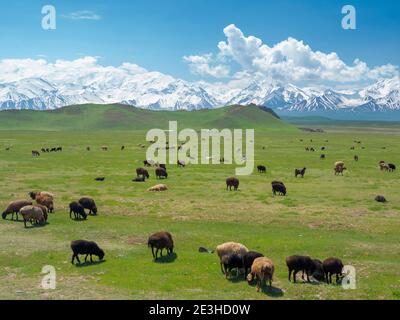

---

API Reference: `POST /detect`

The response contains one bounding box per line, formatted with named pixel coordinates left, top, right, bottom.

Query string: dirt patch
left=126, top=235, right=147, bottom=245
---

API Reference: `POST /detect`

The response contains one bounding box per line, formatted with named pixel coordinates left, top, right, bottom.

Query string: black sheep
left=272, top=181, right=286, bottom=196
left=136, top=167, right=150, bottom=179
left=242, top=251, right=264, bottom=276
left=155, top=167, right=168, bottom=179
left=221, top=253, right=244, bottom=278
left=286, top=255, right=315, bottom=283
left=375, top=195, right=387, bottom=203
left=388, top=163, right=396, bottom=172
left=323, top=257, right=344, bottom=284
left=257, top=165, right=266, bottom=173
left=295, top=167, right=306, bottom=178
left=78, top=197, right=97, bottom=215
left=69, top=202, right=87, bottom=220
left=71, top=240, right=105, bottom=264
left=226, top=177, right=239, bottom=191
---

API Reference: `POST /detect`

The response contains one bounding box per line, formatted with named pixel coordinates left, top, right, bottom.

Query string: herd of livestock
left=1, top=139, right=398, bottom=293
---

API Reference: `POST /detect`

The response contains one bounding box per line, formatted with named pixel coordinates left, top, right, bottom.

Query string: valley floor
left=0, top=129, right=399, bottom=300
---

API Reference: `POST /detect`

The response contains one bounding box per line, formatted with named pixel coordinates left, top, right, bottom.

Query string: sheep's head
left=28, top=192, right=37, bottom=200
left=246, top=273, right=254, bottom=284
left=98, top=249, right=105, bottom=260
left=92, top=206, right=98, bottom=214
left=1, top=211, right=7, bottom=220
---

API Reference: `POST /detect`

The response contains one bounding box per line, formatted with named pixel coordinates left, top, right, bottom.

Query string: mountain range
left=0, top=71, right=399, bottom=119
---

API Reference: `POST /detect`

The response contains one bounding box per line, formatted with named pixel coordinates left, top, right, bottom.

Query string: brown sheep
left=78, top=197, right=97, bottom=215
left=323, top=257, right=344, bottom=284
left=35, top=194, right=54, bottom=213
left=20, top=205, right=45, bottom=228
left=247, top=257, right=275, bottom=292
left=334, top=166, right=347, bottom=175
left=148, top=184, right=168, bottom=192
left=147, top=231, right=174, bottom=260
left=29, top=191, right=54, bottom=200
left=33, top=204, right=48, bottom=222
left=226, top=177, right=239, bottom=191
left=2, top=200, right=33, bottom=221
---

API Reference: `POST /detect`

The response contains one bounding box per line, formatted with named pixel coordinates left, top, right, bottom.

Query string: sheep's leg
left=325, top=272, right=329, bottom=284
left=329, top=273, right=332, bottom=284
left=336, top=273, right=340, bottom=284
left=220, top=262, right=225, bottom=274
left=23, top=219, right=27, bottom=228
left=151, top=246, right=155, bottom=258
left=71, top=254, right=76, bottom=264
left=306, top=271, right=311, bottom=283
left=288, top=269, right=292, bottom=282
left=75, top=255, right=81, bottom=264
left=69, top=210, right=72, bottom=219
left=90, top=255, right=93, bottom=263
left=160, top=248, right=163, bottom=257
left=155, top=248, right=159, bottom=259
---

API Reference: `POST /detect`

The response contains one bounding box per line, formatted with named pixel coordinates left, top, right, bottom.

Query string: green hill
left=0, top=103, right=297, bottom=131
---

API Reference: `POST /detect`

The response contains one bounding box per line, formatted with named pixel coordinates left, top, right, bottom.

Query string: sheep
left=221, top=253, right=244, bottom=278
left=19, top=205, right=45, bottom=228
left=388, top=163, right=396, bottom=172
left=35, top=194, right=54, bottom=213
left=295, top=167, right=306, bottom=178
left=101, top=146, right=108, bottom=151
left=286, top=255, right=315, bottom=283
left=257, top=165, right=266, bottom=173
left=379, top=162, right=389, bottom=171
left=216, top=242, right=249, bottom=274
left=335, top=161, right=345, bottom=168
left=78, top=197, right=97, bottom=215
left=272, top=181, right=286, bottom=196
left=354, top=155, right=359, bottom=162
left=323, top=257, right=344, bottom=284
left=121, top=145, right=125, bottom=151
left=144, top=159, right=155, bottom=167
left=147, top=231, right=174, bottom=260
left=32, top=150, right=40, bottom=157
left=86, top=146, right=90, bottom=151
left=242, top=251, right=264, bottom=276
left=69, top=202, right=87, bottom=220
left=71, top=240, right=105, bottom=264
left=136, top=168, right=150, bottom=179
left=246, top=257, right=274, bottom=292
left=226, top=177, right=239, bottom=191
left=155, top=167, right=168, bottom=179
left=177, top=160, right=186, bottom=167
left=375, top=195, right=387, bottom=203
left=320, top=154, right=326, bottom=159
left=311, top=259, right=325, bottom=282
left=2, top=200, right=33, bottom=221
left=95, top=177, right=105, bottom=181
left=148, top=184, right=168, bottom=192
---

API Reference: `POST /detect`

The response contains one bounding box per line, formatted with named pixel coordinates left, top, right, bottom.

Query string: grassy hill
left=0, top=104, right=297, bottom=131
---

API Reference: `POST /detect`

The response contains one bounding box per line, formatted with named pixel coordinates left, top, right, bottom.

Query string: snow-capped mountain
left=0, top=70, right=399, bottom=117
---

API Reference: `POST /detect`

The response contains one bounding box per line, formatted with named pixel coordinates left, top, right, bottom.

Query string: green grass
left=0, top=110, right=400, bottom=300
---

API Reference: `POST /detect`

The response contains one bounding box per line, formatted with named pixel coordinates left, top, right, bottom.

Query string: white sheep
left=246, top=257, right=275, bottom=292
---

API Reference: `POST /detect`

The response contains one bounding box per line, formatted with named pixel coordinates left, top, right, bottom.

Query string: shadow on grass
left=75, top=260, right=106, bottom=268
left=261, top=285, right=284, bottom=297
left=154, top=252, right=177, bottom=264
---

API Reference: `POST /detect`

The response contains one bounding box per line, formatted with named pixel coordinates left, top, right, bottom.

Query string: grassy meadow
left=0, top=105, right=400, bottom=300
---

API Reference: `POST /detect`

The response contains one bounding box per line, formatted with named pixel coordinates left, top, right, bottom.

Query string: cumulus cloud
left=186, top=24, right=399, bottom=87
left=183, top=54, right=230, bottom=78
left=62, top=10, right=102, bottom=21
left=0, top=57, right=148, bottom=84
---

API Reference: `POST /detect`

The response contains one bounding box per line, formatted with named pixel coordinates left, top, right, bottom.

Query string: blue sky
left=0, top=0, right=399, bottom=84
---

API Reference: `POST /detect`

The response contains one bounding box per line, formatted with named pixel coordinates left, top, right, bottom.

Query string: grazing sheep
left=354, top=155, right=359, bottom=162
left=221, top=253, right=244, bottom=278
left=323, top=257, right=344, bottom=284
left=95, top=177, right=105, bottom=181
left=295, top=167, right=306, bottom=178
left=257, top=165, right=266, bottom=173
left=147, top=231, right=174, bottom=260
left=379, top=162, right=389, bottom=171
left=121, top=146, right=125, bottom=151
left=334, top=166, right=347, bottom=175
left=242, top=251, right=264, bottom=276
left=247, top=257, right=274, bottom=292
left=35, top=195, right=54, bottom=213
left=177, top=160, right=186, bottom=167
left=155, top=167, right=168, bottom=179
left=216, top=242, right=249, bottom=274
left=321, top=147, right=326, bottom=150
left=388, top=163, right=396, bottom=172
left=375, top=195, right=387, bottom=203
left=33, top=204, right=48, bottom=222
left=71, top=240, right=105, bottom=264
left=136, top=168, right=150, bottom=179
left=78, top=197, right=97, bottom=215
left=101, top=146, right=108, bottom=151
left=148, top=184, right=168, bottom=192
left=32, top=150, right=40, bottom=157
left=335, top=161, right=345, bottom=168
left=2, top=200, right=33, bottom=221
left=132, top=176, right=145, bottom=182
left=311, top=259, right=325, bottom=282
left=144, top=159, right=155, bottom=167
left=226, top=177, right=239, bottom=191
left=271, top=181, right=286, bottom=196
left=320, top=154, right=326, bottom=159
left=286, top=255, right=315, bottom=283
left=69, top=202, right=87, bottom=220
left=20, top=205, right=45, bottom=228
left=86, top=146, right=90, bottom=151
left=310, top=147, right=315, bottom=152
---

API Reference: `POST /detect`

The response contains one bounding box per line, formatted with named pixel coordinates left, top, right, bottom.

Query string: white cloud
left=183, top=54, right=230, bottom=78
left=187, top=24, right=399, bottom=87
left=62, top=10, right=102, bottom=21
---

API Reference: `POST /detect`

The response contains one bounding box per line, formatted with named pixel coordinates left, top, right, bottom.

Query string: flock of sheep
left=1, top=137, right=397, bottom=295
